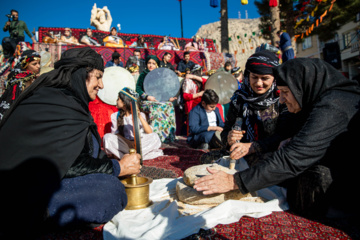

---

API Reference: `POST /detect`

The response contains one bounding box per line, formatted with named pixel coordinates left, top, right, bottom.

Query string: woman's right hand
left=227, top=129, right=245, bottom=146
left=147, top=96, right=157, bottom=102
left=118, top=153, right=141, bottom=177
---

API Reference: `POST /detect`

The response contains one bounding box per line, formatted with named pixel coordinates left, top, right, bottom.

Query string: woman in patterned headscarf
left=220, top=50, right=295, bottom=165
left=0, top=49, right=40, bottom=120
left=0, top=47, right=141, bottom=229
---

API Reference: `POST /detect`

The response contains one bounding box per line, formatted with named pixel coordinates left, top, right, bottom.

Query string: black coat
left=0, top=87, right=113, bottom=179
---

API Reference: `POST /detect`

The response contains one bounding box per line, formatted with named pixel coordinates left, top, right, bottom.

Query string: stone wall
left=196, top=18, right=270, bottom=70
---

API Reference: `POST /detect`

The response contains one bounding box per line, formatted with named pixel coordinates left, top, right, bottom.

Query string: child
left=187, top=89, right=225, bottom=150
left=103, top=88, right=163, bottom=160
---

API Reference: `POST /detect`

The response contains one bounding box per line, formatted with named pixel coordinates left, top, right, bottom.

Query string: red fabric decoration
left=269, top=0, right=278, bottom=7
left=12, top=85, right=17, bottom=100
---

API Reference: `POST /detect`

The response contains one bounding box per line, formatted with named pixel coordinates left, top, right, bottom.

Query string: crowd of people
left=0, top=8, right=359, bottom=240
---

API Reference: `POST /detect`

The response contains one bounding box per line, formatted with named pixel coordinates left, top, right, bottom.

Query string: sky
left=0, top=0, right=260, bottom=42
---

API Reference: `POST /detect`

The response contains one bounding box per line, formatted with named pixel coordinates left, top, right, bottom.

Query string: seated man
left=159, top=52, right=175, bottom=71
left=59, top=28, right=79, bottom=45
left=187, top=89, right=224, bottom=150
left=184, top=35, right=204, bottom=52
left=105, top=51, right=124, bottom=68
left=125, top=49, right=145, bottom=74
left=80, top=28, right=101, bottom=46
left=103, top=27, right=127, bottom=48
left=176, top=51, right=195, bottom=77
left=216, top=61, right=232, bottom=73
left=158, top=36, right=179, bottom=51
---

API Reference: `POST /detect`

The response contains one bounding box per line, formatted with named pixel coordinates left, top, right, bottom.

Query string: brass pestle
left=129, top=148, right=138, bottom=185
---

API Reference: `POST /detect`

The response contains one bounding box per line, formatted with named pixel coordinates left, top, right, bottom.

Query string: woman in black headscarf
left=0, top=47, right=141, bottom=228
left=216, top=50, right=294, bottom=166
left=194, top=58, right=360, bottom=218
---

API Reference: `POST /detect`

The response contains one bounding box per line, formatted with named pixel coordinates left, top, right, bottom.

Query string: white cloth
left=103, top=158, right=288, bottom=240
left=104, top=112, right=163, bottom=160
left=206, top=111, right=217, bottom=127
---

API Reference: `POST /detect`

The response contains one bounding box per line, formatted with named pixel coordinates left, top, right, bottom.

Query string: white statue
left=90, top=3, right=112, bottom=32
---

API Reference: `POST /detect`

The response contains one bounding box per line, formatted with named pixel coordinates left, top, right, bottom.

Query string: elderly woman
left=0, top=49, right=41, bottom=120
left=0, top=48, right=141, bottom=229
left=194, top=58, right=360, bottom=218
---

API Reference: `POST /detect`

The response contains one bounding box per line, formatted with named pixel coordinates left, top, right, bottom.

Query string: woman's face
left=147, top=59, right=157, bottom=71
left=26, top=59, right=41, bottom=74
left=86, top=69, right=104, bottom=101
left=111, top=29, right=117, bottom=36
left=117, top=97, right=125, bottom=109
left=249, top=72, right=274, bottom=95
left=278, top=86, right=302, bottom=113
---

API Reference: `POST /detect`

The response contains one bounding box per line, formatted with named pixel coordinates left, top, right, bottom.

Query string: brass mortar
left=120, top=149, right=153, bottom=210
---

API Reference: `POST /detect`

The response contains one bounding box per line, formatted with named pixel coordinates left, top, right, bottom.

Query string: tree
left=269, top=0, right=280, bottom=46
left=255, top=0, right=360, bottom=43
left=220, top=0, right=229, bottom=53
left=255, top=0, right=294, bottom=44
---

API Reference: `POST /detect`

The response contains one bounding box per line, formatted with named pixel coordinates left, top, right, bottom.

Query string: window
left=302, top=36, right=312, bottom=50
left=343, top=32, right=352, bottom=49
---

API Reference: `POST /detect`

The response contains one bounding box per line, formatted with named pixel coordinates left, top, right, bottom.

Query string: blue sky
left=0, top=0, right=260, bottom=42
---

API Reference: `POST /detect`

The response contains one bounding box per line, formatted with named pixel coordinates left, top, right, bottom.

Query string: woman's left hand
left=169, top=97, right=177, bottom=102
left=193, top=168, right=238, bottom=195
left=229, top=142, right=251, bottom=160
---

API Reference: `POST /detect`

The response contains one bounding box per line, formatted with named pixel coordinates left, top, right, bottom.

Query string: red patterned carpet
left=39, top=137, right=359, bottom=240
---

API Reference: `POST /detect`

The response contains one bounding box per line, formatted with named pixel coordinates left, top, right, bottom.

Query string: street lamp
left=178, top=0, right=184, bottom=38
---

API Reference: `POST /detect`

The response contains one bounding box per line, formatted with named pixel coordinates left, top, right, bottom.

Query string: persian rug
left=38, top=138, right=359, bottom=239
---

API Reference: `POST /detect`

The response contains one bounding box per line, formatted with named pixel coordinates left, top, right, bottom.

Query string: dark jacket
left=221, top=99, right=296, bottom=153
left=159, top=61, right=175, bottom=71
left=177, top=60, right=195, bottom=73
left=187, top=103, right=224, bottom=144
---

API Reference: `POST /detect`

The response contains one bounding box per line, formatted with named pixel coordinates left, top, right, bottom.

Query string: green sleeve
left=21, top=21, right=33, bottom=38
left=136, top=72, right=146, bottom=97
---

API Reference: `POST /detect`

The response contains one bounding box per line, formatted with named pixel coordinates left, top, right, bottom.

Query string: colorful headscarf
left=5, top=50, right=40, bottom=89
left=19, top=50, right=41, bottom=70
left=233, top=50, right=279, bottom=110
left=231, top=50, right=280, bottom=142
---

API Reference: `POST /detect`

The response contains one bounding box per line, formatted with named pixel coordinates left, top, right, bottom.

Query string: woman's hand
left=193, top=168, right=238, bottom=195
left=229, top=142, right=252, bottom=160
left=227, top=129, right=245, bottom=146
left=169, top=97, right=177, bottom=102
left=118, top=153, right=141, bottom=177
left=147, top=96, right=157, bottom=102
